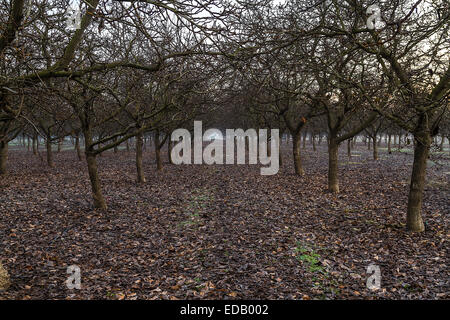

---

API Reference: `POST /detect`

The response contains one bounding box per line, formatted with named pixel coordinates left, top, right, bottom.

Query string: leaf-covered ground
left=0, top=143, right=448, bottom=299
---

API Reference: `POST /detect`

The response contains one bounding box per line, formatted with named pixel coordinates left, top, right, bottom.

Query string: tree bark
left=0, top=141, right=8, bottom=175
left=75, top=134, right=82, bottom=161
left=136, top=131, right=146, bottom=183
left=113, top=137, right=118, bottom=153
left=373, top=136, right=378, bottom=160
left=292, top=132, right=304, bottom=175
left=46, top=136, right=54, bottom=167
left=406, top=132, right=431, bottom=232
left=388, top=134, right=392, bottom=154
left=32, top=134, right=37, bottom=155
left=328, top=136, right=339, bottom=193
left=85, top=153, right=107, bottom=209
left=83, top=127, right=107, bottom=210
left=155, top=131, right=162, bottom=171
left=168, top=138, right=173, bottom=164
left=347, top=139, right=351, bottom=159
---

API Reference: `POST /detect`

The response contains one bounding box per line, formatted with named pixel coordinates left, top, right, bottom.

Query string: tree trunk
left=406, top=132, right=431, bottom=232
left=57, top=138, right=62, bottom=153
left=85, top=153, right=107, bottom=209
left=155, top=131, right=162, bottom=171
left=113, top=137, right=118, bottom=153
left=46, top=137, right=54, bottom=167
left=367, top=137, right=371, bottom=150
left=126, top=139, right=130, bottom=152
left=328, top=136, right=339, bottom=193
left=32, top=134, right=37, bottom=155
left=0, top=141, right=8, bottom=175
left=136, top=131, right=146, bottom=183
left=388, top=134, right=392, bottom=154
left=27, top=136, right=30, bottom=152
left=168, top=138, right=173, bottom=164
left=75, top=134, right=82, bottom=161
left=292, top=132, right=304, bottom=175
left=347, top=139, right=351, bottom=159
left=373, top=136, right=378, bottom=160
left=279, top=148, right=283, bottom=167
left=312, top=133, right=316, bottom=151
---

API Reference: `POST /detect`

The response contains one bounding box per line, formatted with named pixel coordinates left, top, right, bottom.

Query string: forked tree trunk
left=292, top=132, right=304, bottom=175
left=373, top=137, right=378, bottom=160
left=46, top=137, right=54, bottom=167
left=0, top=141, right=8, bottom=175
left=328, top=136, right=339, bottom=193
left=136, top=131, right=146, bottom=183
left=83, top=128, right=107, bottom=209
left=406, top=132, right=431, bottom=232
left=85, top=153, right=107, bottom=209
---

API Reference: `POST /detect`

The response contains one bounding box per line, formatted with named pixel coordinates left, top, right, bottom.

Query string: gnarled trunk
left=85, top=153, right=107, bottom=209
left=83, top=128, right=107, bottom=210
left=46, top=137, right=54, bottom=167
left=136, top=131, right=146, bottom=183
left=406, top=132, right=431, bottom=232
left=292, top=132, right=304, bottom=175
